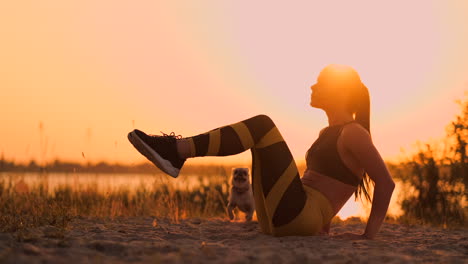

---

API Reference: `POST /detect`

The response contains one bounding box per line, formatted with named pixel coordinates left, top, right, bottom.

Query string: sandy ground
left=0, top=217, right=466, bottom=264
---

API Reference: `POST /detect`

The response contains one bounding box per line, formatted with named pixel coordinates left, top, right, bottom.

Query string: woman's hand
left=331, top=232, right=370, bottom=240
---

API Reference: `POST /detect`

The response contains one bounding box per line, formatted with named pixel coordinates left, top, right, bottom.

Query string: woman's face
left=309, top=83, right=322, bottom=108
left=310, top=65, right=360, bottom=111
left=309, top=76, right=347, bottom=110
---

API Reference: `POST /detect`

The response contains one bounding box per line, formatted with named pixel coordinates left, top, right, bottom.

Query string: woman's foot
left=127, top=129, right=186, bottom=178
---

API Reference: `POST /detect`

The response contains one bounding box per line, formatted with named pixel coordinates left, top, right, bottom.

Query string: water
left=0, top=172, right=215, bottom=192
left=0, top=172, right=404, bottom=220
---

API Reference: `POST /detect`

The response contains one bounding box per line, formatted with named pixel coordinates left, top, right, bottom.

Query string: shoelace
left=149, top=131, right=183, bottom=140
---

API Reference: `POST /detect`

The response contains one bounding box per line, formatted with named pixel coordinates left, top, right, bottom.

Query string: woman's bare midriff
left=301, top=169, right=358, bottom=216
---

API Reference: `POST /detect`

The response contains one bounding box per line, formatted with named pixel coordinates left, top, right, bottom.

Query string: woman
left=127, top=64, right=395, bottom=239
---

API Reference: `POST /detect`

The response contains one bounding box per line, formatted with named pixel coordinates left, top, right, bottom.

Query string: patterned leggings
left=186, top=115, right=333, bottom=236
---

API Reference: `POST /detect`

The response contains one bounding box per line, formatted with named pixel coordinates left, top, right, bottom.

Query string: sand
left=0, top=217, right=466, bottom=264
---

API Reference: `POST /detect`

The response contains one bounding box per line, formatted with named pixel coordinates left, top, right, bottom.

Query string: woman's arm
left=364, top=178, right=394, bottom=238
left=342, top=124, right=395, bottom=239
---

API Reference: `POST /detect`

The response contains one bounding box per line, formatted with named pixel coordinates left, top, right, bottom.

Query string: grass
left=0, top=168, right=235, bottom=233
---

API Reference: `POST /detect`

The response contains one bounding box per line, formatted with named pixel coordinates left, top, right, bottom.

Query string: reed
left=0, top=167, right=234, bottom=232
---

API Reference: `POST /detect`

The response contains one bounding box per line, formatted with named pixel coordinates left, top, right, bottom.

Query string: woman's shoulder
left=344, top=121, right=369, bottom=134
left=340, top=122, right=372, bottom=145
left=318, top=127, right=327, bottom=137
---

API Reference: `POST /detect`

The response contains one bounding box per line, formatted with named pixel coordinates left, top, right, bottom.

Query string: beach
left=0, top=217, right=466, bottom=264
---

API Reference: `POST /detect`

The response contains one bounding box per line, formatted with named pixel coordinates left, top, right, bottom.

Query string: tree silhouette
left=397, top=95, right=467, bottom=226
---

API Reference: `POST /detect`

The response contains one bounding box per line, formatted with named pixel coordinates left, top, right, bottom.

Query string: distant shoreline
left=0, top=158, right=308, bottom=174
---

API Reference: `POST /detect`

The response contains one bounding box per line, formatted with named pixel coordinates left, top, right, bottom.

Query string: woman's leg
left=129, top=114, right=326, bottom=236
left=182, top=115, right=308, bottom=235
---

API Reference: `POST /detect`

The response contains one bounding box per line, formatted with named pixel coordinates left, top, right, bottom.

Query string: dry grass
left=0, top=169, right=234, bottom=233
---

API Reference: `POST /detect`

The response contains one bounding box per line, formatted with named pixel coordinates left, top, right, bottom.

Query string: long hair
left=349, top=83, right=374, bottom=203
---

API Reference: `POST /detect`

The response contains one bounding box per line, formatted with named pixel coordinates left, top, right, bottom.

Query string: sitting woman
left=127, top=64, right=395, bottom=239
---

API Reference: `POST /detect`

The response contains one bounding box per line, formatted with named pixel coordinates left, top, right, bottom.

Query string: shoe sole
left=127, top=131, right=180, bottom=178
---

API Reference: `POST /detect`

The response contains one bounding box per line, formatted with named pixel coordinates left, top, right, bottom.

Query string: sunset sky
left=1, top=1, right=467, bottom=166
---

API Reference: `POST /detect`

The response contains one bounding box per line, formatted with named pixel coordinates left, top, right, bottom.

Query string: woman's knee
left=250, top=114, right=275, bottom=126
left=241, top=114, right=277, bottom=143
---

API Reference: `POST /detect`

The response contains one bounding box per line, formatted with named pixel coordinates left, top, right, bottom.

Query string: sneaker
left=127, top=129, right=186, bottom=178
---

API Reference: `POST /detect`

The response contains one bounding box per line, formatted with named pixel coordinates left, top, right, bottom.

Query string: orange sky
left=1, top=1, right=467, bottom=166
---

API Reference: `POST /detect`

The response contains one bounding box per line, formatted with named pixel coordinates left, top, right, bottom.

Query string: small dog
left=227, top=168, right=255, bottom=221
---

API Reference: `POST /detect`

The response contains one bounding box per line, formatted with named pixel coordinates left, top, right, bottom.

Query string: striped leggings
left=186, top=115, right=333, bottom=236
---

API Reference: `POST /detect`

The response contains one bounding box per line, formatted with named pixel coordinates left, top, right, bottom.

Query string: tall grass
left=0, top=167, right=237, bottom=232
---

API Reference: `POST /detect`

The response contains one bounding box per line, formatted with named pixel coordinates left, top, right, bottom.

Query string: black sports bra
left=305, top=121, right=361, bottom=186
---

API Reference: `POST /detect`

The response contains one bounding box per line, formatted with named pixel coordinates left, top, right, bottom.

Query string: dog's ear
left=239, top=168, right=249, bottom=175
left=231, top=168, right=240, bottom=178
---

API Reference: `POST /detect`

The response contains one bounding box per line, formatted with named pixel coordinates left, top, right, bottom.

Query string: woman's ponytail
left=352, top=83, right=374, bottom=203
